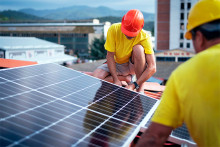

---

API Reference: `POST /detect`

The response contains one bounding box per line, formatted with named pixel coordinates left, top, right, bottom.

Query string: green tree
left=90, top=36, right=106, bottom=60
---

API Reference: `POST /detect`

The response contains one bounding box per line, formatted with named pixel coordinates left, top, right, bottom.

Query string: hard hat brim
left=121, top=25, right=140, bottom=37
left=185, top=31, right=192, bottom=40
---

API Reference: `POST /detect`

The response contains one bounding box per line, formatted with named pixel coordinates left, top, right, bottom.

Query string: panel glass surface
left=0, top=77, right=7, bottom=83
left=0, top=63, right=157, bottom=147
left=171, top=124, right=195, bottom=143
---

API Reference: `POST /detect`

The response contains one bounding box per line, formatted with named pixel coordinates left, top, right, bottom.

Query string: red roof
left=144, top=91, right=163, bottom=100
left=0, top=58, right=37, bottom=68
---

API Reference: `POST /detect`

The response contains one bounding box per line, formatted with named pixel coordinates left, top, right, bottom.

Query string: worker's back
left=172, top=43, right=220, bottom=146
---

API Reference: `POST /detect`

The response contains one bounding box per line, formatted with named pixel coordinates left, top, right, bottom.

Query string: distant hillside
left=96, top=16, right=122, bottom=24
left=0, top=10, right=46, bottom=21
left=19, top=6, right=154, bottom=21
left=97, top=16, right=154, bottom=31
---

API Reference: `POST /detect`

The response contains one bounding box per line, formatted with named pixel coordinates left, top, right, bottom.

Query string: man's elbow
left=149, top=65, right=156, bottom=75
left=153, top=65, right=156, bottom=74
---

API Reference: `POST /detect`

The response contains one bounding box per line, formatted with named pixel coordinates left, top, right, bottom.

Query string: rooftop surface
left=154, top=61, right=183, bottom=79
left=0, top=58, right=37, bottom=68
left=0, top=36, right=64, bottom=50
left=0, top=23, right=104, bottom=27
left=69, top=60, right=183, bottom=79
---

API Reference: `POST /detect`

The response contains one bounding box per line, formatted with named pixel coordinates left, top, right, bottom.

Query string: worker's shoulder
left=138, top=30, right=151, bottom=39
left=174, top=44, right=220, bottom=76
left=110, top=23, right=121, bottom=29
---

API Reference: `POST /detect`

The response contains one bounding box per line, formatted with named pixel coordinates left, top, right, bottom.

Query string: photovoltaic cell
left=0, top=63, right=158, bottom=147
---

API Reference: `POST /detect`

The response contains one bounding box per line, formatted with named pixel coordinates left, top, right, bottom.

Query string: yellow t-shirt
left=152, top=44, right=220, bottom=147
left=104, top=23, right=153, bottom=64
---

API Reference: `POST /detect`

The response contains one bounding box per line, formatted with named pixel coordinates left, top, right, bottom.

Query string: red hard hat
left=121, top=9, right=144, bottom=37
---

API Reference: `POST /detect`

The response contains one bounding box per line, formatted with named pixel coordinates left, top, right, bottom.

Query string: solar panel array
left=0, top=63, right=159, bottom=147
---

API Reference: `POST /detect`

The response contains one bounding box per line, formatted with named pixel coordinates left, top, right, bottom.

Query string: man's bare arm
left=136, top=53, right=156, bottom=86
left=136, top=122, right=173, bottom=147
left=106, top=51, right=121, bottom=86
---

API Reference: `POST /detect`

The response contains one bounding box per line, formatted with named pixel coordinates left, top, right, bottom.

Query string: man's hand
left=125, top=83, right=135, bottom=91
left=136, top=122, right=173, bottom=147
left=113, top=78, right=122, bottom=86
left=107, top=51, right=121, bottom=86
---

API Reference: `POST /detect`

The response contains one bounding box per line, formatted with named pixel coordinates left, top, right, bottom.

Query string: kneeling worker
left=93, top=9, right=156, bottom=92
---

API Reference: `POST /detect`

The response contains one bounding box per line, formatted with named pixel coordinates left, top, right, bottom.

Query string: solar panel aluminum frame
left=168, top=135, right=197, bottom=147
left=122, top=99, right=160, bottom=147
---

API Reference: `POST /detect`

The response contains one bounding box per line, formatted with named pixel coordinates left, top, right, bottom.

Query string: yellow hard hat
left=185, top=0, right=220, bottom=40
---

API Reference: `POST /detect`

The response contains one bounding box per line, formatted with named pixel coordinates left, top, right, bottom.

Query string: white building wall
left=169, top=0, right=180, bottom=50
left=104, top=22, right=111, bottom=39
left=169, top=0, right=198, bottom=50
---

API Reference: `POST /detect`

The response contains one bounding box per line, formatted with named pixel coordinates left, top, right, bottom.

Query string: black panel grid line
left=3, top=108, right=85, bottom=147
left=0, top=82, right=102, bottom=122
left=0, top=67, right=67, bottom=83
left=0, top=63, right=158, bottom=147
left=2, top=109, right=137, bottom=147
left=0, top=75, right=87, bottom=101
left=86, top=93, right=140, bottom=126
left=0, top=63, right=68, bottom=81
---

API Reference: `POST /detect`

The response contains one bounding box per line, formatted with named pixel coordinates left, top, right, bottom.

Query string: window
left=35, top=50, right=47, bottom=57
left=180, top=42, right=184, bottom=48
left=12, top=33, right=18, bottom=36
left=0, top=51, right=4, bottom=58
left=181, top=13, right=184, bottom=20
left=156, top=57, right=165, bottom=61
left=165, top=57, right=175, bottom=62
left=187, top=43, right=190, bottom=48
left=156, top=57, right=175, bottom=62
left=0, top=33, right=10, bottom=36
left=9, top=52, right=26, bottom=59
left=181, top=3, right=185, bottom=10
left=180, top=23, right=184, bottom=30
left=180, top=33, right=184, bottom=39
left=187, top=3, right=191, bottom=10
left=178, top=57, right=191, bottom=62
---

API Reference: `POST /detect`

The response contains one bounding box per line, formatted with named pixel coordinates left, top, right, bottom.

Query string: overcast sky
left=0, top=0, right=155, bottom=13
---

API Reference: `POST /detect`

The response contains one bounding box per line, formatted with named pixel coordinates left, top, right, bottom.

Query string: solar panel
left=0, top=63, right=159, bottom=147
left=169, top=124, right=196, bottom=146
left=143, top=114, right=196, bottom=146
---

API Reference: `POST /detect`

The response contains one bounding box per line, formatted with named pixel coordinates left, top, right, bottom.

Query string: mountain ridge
left=0, top=10, right=46, bottom=21
left=19, top=5, right=154, bottom=21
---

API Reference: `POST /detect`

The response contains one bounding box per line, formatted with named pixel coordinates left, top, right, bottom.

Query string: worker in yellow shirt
left=92, top=9, right=156, bottom=92
left=137, top=0, right=220, bottom=146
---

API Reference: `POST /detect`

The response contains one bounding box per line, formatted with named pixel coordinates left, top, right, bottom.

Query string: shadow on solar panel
left=83, top=81, right=143, bottom=146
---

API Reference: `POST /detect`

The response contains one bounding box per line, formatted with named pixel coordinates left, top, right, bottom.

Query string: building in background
left=155, top=49, right=195, bottom=62
left=0, top=19, right=111, bottom=59
left=155, top=0, right=198, bottom=51
left=0, top=36, right=76, bottom=64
